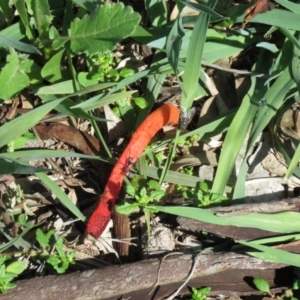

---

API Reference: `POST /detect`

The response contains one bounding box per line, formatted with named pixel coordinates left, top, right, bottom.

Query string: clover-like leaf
left=70, top=3, right=140, bottom=55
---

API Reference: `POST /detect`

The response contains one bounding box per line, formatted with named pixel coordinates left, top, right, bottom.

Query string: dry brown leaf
left=243, top=0, right=276, bottom=28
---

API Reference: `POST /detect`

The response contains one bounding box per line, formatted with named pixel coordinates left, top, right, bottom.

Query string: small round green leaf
left=119, top=68, right=135, bottom=78
left=253, top=278, right=270, bottom=293
left=133, top=97, right=148, bottom=109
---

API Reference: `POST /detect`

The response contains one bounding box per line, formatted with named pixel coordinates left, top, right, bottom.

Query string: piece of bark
left=35, top=123, right=101, bottom=156
left=177, top=198, right=300, bottom=240
left=112, top=208, right=131, bottom=258
left=211, top=198, right=300, bottom=215
left=3, top=246, right=296, bottom=300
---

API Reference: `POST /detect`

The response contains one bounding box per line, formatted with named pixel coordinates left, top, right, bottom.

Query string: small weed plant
left=0, top=256, right=26, bottom=294
left=191, top=286, right=211, bottom=300
left=36, top=229, right=75, bottom=274
left=253, top=277, right=298, bottom=300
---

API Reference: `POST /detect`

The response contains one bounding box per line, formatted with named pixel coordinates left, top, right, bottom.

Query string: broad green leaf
left=256, top=42, right=279, bottom=53
left=35, top=172, right=85, bottom=221
left=36, top=230, right=47, bottom=248
left=70, top=3, right=140, bottom=55
left=32, top=0, right=53, bottom=41
left=41, top=49, right=66, bottom=82
left=148, top=180, right=161, bottom=190
left=0, top=49, right=33, bottom=100
left=0, top=35, right=40, bottom=54
left=202, top=37, right=248, bottom=62
left=77, top=72, right=99, bottom=87
left=115, top=201, right=140, bottom=215
left=6, top=261, right=26, bottom=275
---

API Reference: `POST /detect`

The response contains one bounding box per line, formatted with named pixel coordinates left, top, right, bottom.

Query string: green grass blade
left=181, top=0, right=218, bottom=111
left=235, top=8, right=300, bottom=31
left=234, top=40, right=295, bottom=199
left=279, top=28, right=300, bottom=50
left=284, top=33, right=300, bottom=178
left=0, top=35, right=41, bottom=54
left=247, top=69, right=295, bottom=157
left=0, top=149, right=105, bottom=162
left=35, top=172, right=85, bottom=221
left=146, top=166, right=202, bottom=187
left=212, top=50, right=273, bottom=195
left=0, top=98, right=64, bottom=148
left=0, top=158, right=51, bottom=174
left=233, top=76, right=294, bottom=198
left=36, top=81, right=116, bottom=95
left=0, top=1, right=13, bottom=22
left=290, top=32, right=300, bottom=89
left=142, top=109, right=236, bottom=159
left=0, top=222, right=33, bottom=252
left=0, top=22, right=24, bottom=42
left=135, top=72, right=166, bottom=127
left=13, top=0, right=35, bottom=41
left=166, top=15, right=184, bottom=74
left=72, top=90, right=136, bottom=111
left=149, top=205, right=300, bottom=233
left=285, top=142, right=300, bottom=179
left=144, top=0, right=167, bottom=27
left=159, top=129, right=181, bottom=185
left=239, top=240, right=300, bottom=268
left=274, top=0, right=300, bottom=15
left=181, top=0, right=222, bottom=17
